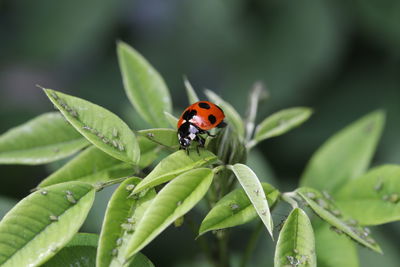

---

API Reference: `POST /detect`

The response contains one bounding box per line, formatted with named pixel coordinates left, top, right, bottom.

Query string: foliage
left=0, top=42, right=397, bottom=267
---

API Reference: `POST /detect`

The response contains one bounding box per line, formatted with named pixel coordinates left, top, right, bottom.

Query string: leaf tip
left=35, top=84, right=45, bottom=90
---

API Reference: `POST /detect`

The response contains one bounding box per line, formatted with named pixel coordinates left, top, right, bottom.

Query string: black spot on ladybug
left=198, top=102, right=211, bottom=109
left=183, top=109, right=197, bottom=120
left=208, top=114, right=217, bottom=124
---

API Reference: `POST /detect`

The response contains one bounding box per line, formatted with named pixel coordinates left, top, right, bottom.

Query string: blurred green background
left=1, top=0, right=399, bottom=266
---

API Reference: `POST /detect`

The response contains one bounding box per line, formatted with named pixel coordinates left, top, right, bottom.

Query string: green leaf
left=315, top=223, right=359, bottom=267
left=296, top=187, right=382, bottom=253
left=227, top=163, right=274, bottom=238
left=274, top=208, right=316, bottom=267
left=253, top=107, right=312, bottom=143
left=136, top=136, right=161, bottom=169
left=97, top=177, right=156, bottom=267
left=300, top=111, right=385, bottom=193
left=65, top=233, right=99, bottom=247
left=125, top=168, right=214, bottom=259
left=131, top=150, right=217, bottom=195
left=204, top=89, right=244, bottom=138
left=117, top=41, right=172, bottom=128
left=0, top=112, right=88, bottom=165
left=38, top=146, right=133, bottom=188
left=0, top=182, right=95, bottom=267
left=137, top=128, right=179, bottom=149
left=42, top=233, right=99, bottom=267
left=184, top=76, right=199, bottom=104
left=335, top=165, right=400, bottom=225
left=199, top=182, right=279, bottom=235
left=164, top=111, right=179, bottom=128
left=43, top=88, right=140, bottom=165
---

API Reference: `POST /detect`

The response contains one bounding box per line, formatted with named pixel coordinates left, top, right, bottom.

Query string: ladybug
left=177, top=101, right=226, bottom=152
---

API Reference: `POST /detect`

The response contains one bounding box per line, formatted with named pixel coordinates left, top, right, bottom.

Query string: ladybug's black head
left=178, top=122, right=200, bottom=149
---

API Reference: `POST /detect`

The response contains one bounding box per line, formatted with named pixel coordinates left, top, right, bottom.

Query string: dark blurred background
left=1, top=0, right=399, bottom=266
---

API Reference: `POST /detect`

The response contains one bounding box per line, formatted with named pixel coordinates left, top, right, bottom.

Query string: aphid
left=70, top=109, right=78, bottom=118
left=125, top=184, right=135, bottom=191
left=346, top=219, right=358, bottom=226
left=389, top=193, right=399, bottom=203
left=41, top=190, right=48, bottom=195
left=49, top=215, right=59, bottom=221
left=331, top=209, right=342, bottom=217
left=374, top=180, right=383, bottom=191
left=322, top=190, right=333, bottom=201
left=50, top=92, right=59, bottom=100
left=305, top=192, right=316, bottom=199
left=230, top=203, right=240, bottom=211
left=330, top=226, right=343, bottom=235
left=111, top=248, right=118, bottom=256
left=177, top=101, right=226, bottom=153
left=112, top=128, right=119, bottom=138
left=317, top=198, right=328, bottom=209
left=66, top=194, right=77, bottom=204
left=117, top=142, right=125, bottom=151
left=261, top=210, right=267, bottom=216
left=127, top=218, right=135, bottom=224
left=112, top=140, right=118, bottom=148
left=121, top=223, right=134, bottom=232
left=116, top=238, right=123, bottom=246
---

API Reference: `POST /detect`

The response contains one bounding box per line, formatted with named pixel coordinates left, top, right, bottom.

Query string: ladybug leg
left=205, top=131, right=216, bottom=137
left=216, top=121, right=227, bottom=128
left=195, top=135, right=206, bottom=155
left=198, top=129, right=216, bottom=138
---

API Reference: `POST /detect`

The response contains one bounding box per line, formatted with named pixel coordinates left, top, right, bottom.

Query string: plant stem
left=240, top=221, right=263, bottom=267
left=244, top=82, right=268, bottom=143
left=218, top=231, right=229, bottom=267
left=281, top=192, right=299, bottom=209
left=94, top=176, right=134, bottom=191
left=245, top=140, right=257, bottom=151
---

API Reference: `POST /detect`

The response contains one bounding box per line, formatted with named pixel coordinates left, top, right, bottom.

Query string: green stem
left=218, top=230, right=230, bottom=267
left=94, top=176, right=135, bottom=191
left=281, top=192, right=299, bottom=209
left=240, top=221, right=263, bottom=267
left=245, top=140, right=257, bottom=151
left=244, top=82, right=268, bottom=143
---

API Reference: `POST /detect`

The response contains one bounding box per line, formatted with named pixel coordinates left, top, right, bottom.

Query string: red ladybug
left=177, top=101, right=226, bottom=151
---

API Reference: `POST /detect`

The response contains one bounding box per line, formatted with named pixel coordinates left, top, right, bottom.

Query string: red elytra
left=177, top=101, right=225, bottom=130
left=177, top=101, right=226, bottom=150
